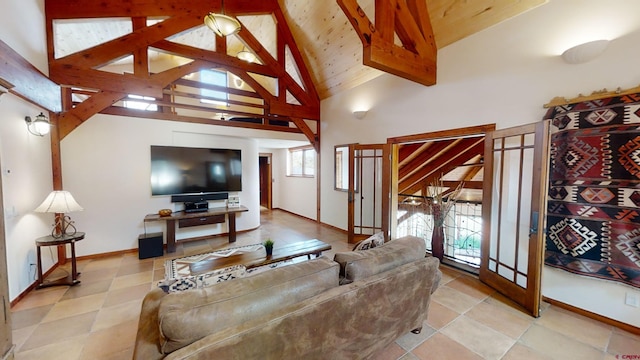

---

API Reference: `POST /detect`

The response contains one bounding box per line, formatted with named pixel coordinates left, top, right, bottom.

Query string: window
left=288, top=146, right=315, bottom=177
left=123, top=94, right=157, bottom=111
left=200, top=69, right=228, bottom=105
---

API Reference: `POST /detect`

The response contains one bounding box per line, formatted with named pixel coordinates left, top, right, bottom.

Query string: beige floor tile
left=19, top=311, right=96, bottom=352
left=608, top=329, right=640, bottom=356
left=81, top=256, right=123, bottom=272
left=431, top=285, right=482, bottom=314
left=465, top=301, right=533, bottom=339
left=79, top=319, right=139, bottom=359
left=399, top=353, right=420, bottom=360
left=520, top=324, right=605, bottom=360
left=10, top=287, right=67, bottom=312
left=103, top=283, right=151, bottom=307
left=92, top=299, right=142, bottom=332
left=371, top=341, right=406, bottom=360
left=11, top=304, right=53, bottom=330
left=445, top=274, right=495, bottom=300
left=437, top=266, right=460, bottom=286
left=502, top=343, right=553, bottom=360
left=116, top=261, right=154, bottom=277
left=109, top=271, right=153, bottom=290
left=59, top=279, right=112, bottom=301
left=440, top=315, right=515, bottom=359
left=534, top=305, right=612, bottom=350
left=77, top=267, right=119, bottom=283
left=14, top=335, right=86, bottom=360
left=426, top=301, right=460, bottom=330
left=394, top=324, right=436, bottom=352
left=11, top=325, right=37, bottom=353
left=412, top=333, right=483, bottom=360
left=42, top=292, right=106, bottom=323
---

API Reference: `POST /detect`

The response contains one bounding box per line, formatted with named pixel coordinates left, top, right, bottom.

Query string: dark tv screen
left=150, top=145, right=242, bottom=196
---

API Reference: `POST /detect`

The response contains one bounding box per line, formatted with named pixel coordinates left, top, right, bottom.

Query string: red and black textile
left=544, top=93, right=640, bottom=288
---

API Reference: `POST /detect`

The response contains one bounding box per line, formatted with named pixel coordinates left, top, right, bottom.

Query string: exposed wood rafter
left=337, top=0, right=437, bottom=86
left=45, top=0, right=320, bottom=147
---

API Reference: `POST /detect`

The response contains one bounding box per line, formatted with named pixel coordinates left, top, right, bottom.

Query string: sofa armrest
left=133, top=287, right=167, bottom=360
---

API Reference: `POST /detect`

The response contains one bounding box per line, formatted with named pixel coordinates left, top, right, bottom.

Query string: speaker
left=171, top=193, right=228, bottom=203
left=138, top=232, right=164, bottom=259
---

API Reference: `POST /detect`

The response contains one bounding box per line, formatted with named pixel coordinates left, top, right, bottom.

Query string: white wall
left=319, top=0, right=640, bottom=326
left=60, top=114, right=266, bottom=256
left=270, top=148, right=317, bottom=220
left=0, top=95, right=55, bottom=300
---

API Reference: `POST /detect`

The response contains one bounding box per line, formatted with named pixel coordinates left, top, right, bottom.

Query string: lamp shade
left=34, top=191, right=84, bottom=213
left=204, top=13, right=241, bottom=37
left=237, top=49, right=256, bottom=63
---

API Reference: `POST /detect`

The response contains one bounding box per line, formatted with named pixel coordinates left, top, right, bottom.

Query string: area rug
left=543, top=92, right=640, bottom=288
left=164, top=244, right=295, bottom=279
left=165, top=244, right=263, bottom=279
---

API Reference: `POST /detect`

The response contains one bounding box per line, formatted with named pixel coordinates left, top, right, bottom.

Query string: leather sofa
left=133, top=235, right=442, bottom=360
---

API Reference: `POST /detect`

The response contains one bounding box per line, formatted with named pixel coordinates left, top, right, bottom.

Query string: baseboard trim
left=542, top=296, right=640, bottom=335
left=271, top=208, right=347, bottom=234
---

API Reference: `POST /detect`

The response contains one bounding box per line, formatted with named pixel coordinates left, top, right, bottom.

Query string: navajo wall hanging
left=543, top=91, right=640, bottom=288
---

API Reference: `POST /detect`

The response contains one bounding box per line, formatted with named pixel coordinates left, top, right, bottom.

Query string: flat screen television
left=150, top=145, right=242, bottom=196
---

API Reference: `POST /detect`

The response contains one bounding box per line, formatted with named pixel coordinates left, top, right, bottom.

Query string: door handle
left=530, top=211, right=539, bottom=235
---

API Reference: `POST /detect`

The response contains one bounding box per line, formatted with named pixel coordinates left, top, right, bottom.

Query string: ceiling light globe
left=204, top=13, right=241, bottom=37
left=237, top=50, right=256, bottom=63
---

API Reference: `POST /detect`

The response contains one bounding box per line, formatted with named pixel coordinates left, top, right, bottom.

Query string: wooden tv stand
left=144, top=206, right=248, bottom=253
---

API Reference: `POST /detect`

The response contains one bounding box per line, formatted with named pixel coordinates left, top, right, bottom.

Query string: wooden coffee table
left=188, top=239, right=332, bottom=275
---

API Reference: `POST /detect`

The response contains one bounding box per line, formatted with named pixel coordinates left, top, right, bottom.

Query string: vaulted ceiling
left=28, top=0, right=544, bottom=147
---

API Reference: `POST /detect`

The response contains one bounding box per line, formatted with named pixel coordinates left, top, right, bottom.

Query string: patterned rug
left=544, top=93, right=640, bottom=288
left=165, top=243, right=293, bottom=279
left=165, top=244, right=263, bottom=279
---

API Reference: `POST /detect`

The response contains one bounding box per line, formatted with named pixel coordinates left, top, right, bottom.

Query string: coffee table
left=188, top=239, right=332, bottom=276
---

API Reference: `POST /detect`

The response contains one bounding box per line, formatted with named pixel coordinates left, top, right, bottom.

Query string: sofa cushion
left=352, top=232, right=385, bottom=250
left=334, top=235, right=426, bottom=284
left=157, top=256, right=339, bottom=354
left=158, top=264, right=247, bottom=293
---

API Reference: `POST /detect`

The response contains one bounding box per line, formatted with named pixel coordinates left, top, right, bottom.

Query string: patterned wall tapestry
left=543, top=93, right=640, bottom=288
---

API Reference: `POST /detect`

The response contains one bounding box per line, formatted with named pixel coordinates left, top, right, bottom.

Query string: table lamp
left=34, top=190, right=84, bottom=238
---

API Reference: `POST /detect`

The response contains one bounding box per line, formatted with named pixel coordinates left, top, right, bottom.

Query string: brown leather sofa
left=133, top=236, right=442, bottom=360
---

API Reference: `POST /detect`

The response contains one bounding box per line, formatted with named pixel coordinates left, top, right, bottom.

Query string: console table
left=35, top=232, right=84, bottom=289
left=144, top=206, right=248, bottom=253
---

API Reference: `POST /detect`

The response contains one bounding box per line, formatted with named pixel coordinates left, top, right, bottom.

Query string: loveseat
left=133, top=235, right=442, bottom=360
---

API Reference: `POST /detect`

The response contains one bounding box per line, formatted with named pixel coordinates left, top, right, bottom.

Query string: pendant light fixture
left=204, top=0, right=241, bottom=37
left=237, top=47, right=256, bottom=63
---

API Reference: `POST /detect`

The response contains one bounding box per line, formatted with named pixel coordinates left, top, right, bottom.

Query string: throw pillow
left=158, top=264, right=246, bottom=293
left=352, top=232, right=385, bottom=251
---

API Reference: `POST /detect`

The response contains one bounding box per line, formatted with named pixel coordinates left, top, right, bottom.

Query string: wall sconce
left=25, top=112, right=51, bottom=136
left=561, top=39, right=609, bottom=64
left=353, top=110, right=368, bottom=119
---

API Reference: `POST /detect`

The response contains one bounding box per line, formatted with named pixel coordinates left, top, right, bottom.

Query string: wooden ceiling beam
left=52, top=15, right=202, bottom=69
left=0, top=39, right=61, bottom=112
left=45, top=0, right=277, bottom=19
left=398, top=140, right=456, bottom=180
left=399, top=138, right=484, bottom=193
left=337, top=0, right=437, bottom=87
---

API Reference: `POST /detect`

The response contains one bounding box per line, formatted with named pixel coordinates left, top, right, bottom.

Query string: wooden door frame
left=386, top=124, right=496, bottom=241
left=259, top=153, right=272, bottom=209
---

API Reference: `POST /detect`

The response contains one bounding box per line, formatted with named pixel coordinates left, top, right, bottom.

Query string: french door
left=347, top=144, right=390, bottom=244
left=480, top=120, right=550, bottom=317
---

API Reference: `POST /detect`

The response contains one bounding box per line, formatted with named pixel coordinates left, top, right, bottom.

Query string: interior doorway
left=388, top=125, right=496, bottom=273
left=259, top=153, right=272, bottom=209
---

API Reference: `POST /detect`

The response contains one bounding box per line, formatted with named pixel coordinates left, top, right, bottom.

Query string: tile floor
left=10, top=209, right=640, bottom=359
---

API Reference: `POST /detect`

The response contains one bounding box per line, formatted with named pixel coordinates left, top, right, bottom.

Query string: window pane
left=201, top=70, right=227, bottom=104
left=290, top=150, right=303, bottom=175
left=303, top=149, right=315, bottom=175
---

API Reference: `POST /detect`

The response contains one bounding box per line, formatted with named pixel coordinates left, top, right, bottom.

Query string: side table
left=35, top=232, right=85, bottom=289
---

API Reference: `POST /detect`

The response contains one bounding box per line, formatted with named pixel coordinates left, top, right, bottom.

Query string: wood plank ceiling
left=39, top=0, right=545, bottom=147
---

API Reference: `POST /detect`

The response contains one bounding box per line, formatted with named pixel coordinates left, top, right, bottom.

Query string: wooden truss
left=337, top=0, right=437, bottom=86
left=45, top=0, right=320, bottom=147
